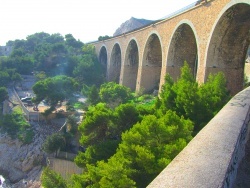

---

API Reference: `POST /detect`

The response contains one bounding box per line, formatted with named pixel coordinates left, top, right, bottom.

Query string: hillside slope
left=113, top=17, right=154, bottom=36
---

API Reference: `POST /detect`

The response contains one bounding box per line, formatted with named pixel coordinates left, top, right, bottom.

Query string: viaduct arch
left=122, top=39, right=139, bottom=91
left=109, top=43, right=122, bottom=83
left=99, top=46, right=108, bottom=79
left=92, top=0, right=250, bottom=95
left=140, top=32, right=162, bottom=93
left=166, top=21, right=198, bottom=81
left=205, top=2, right=250, bottom=95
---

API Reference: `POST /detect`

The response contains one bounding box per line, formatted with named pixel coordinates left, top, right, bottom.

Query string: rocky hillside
left=0, top=121, right=63, bottom=188
left=113, top=17, right=154, bottom=36
left=0, top=129, right=43, bottom=187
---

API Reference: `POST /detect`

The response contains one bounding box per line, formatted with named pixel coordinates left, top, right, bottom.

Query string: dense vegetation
left=0, top=32, right=105, bottom=86
left=67, top=62, right=230, bottom=187
left=0, top=87, right=8, bottom=103
left=0, top=107, right=33, bottom=143
left=42, top=115, right=78, bottom=155
left=32, top=75, right=79, bottom=106
left=98, top=35, right=111, bottom=41
left=40, top=62, right=230, bottom=188
left=41, top=167, right=67, bottom=188
left=156, top=62, right=230, bottom=134
left=0, top=32, right=231, bottom=187
left=0, top=32, right=105, bottom=142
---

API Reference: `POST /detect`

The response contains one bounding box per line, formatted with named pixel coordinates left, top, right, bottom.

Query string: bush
left=42, top=133, right=66, bottom=154
left=41, top=167, right=67, bottom=188
left=19, top=129, right=34, bottom=144
left=0, top=109, right=34, bottom=144
left=99, top=82, right=133, bottom=106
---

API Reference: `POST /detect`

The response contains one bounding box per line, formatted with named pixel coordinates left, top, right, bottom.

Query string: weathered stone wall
left=92, top=0, right=250, bottom=94
left=147, top=86, right=250, bottom=188
left=47, top=157, right=82, bottom=179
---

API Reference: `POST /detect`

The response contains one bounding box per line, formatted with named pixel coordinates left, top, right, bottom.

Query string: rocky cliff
left=0, top=133, right=42, bottom=187
left=0, top=121, right=60, bottom=188
left=113, top=17, right=154, bottom=36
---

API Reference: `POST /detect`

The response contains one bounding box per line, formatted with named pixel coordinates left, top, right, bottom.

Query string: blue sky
left=0, top=0, right=196, bottom=45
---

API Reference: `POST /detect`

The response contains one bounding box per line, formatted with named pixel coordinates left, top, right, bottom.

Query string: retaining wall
left=47, top=157, right=83, bottom=179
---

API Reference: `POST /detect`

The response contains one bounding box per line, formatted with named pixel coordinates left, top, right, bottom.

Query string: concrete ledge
left=147, top=87, right=250, bottom=188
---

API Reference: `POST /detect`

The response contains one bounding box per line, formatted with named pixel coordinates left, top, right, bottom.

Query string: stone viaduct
left=91, top=0, right=250, bottom=95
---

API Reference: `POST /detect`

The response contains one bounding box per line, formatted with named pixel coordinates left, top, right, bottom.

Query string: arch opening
left=245, top=45, right=250, bottom=84
left=99, top=46, right=108, bottom=79
left=206, top=3, right=250, bottom=95
left=141, top=34, right=162, bottom=93
left=109, top=43, right=122, bottom=83
left=167, top=23, right=198, bottom=81
left=123, top=40, right=139, bottom=91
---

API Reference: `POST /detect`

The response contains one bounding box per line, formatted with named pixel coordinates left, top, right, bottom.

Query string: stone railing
left=12, top=86, right=41, bottom=122
left=12, top=86, right=30, bottom=118
left=147, top=87, right=250, bottom=188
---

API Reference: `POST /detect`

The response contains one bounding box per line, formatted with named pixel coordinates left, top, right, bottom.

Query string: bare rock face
left=113, top=17, right=154, bottom=36
left=0, top=122, right=49, bottom=187
left=0, top=134, right=25, bottom=183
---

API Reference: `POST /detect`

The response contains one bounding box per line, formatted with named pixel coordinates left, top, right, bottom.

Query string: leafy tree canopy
left=32, top=75, right=78, bottom=106
left=65, top=34, right=83, bottom=49
left=73, top=44, right=105, bottom=86
left=0, top=87, right=8, bottom=103
left=99, top=82, right=134, bottom=106
left=76, top=102, right=142, bottom=168
left=41, top=167, right=67, bottom=188
left=75, top=111, right=193, bottom=188
left=157, top=62, right=230, bottom=134
left=79, top=103, right=114, bottom=146
left=0, top=66, right=21, bottom=87
left=98, top=35, right=111, bottom=41
left=1, top=32, right=105, bottom=88
left=42, top=133, right=66, bottom=154
left=73, top=63, right=230, bottom=188
left=0, top=110, right=30, bottom=140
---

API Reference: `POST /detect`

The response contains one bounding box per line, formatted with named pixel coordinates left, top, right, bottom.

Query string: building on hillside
left=0, top=46, right=12, bottom=56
